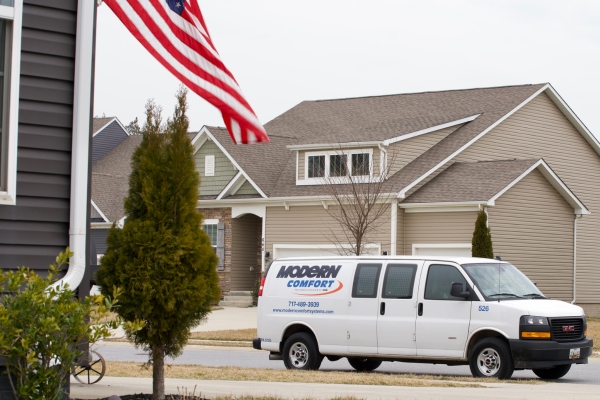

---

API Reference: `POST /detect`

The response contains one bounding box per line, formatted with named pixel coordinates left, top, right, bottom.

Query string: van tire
left=283, top=332, right=323, bottom=370
left=347, top=358, right=383, bottom=372
left=532, top=364, right=571, bottom=380
left=469, top=338, right=514, bottom=379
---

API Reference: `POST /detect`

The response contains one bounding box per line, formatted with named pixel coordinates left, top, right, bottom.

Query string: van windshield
left=461, top=263, right=545, bottom=300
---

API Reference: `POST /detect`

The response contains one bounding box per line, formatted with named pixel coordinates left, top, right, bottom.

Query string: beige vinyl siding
left=231, top=214, right=261, bottom=291
left=455, top=92, right=600, bottom=303
left=298, top=151, right=305, bottom=180
left=389, top=125, right=461, bottom=175
left=265, top=205, right=391, bottom=256
left=195, top=140, right=237, bottom=196
left=235, top=180, right=259, bottom=195
left=488, top=169, right=574, bottom=301
left=404, top=211, right=477, bottom=255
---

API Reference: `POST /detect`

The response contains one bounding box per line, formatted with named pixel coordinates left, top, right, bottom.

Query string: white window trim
left=205, top=154, right=215, bottom=176
left=412, top=243, right=472, bottom=256
left=202, top=219, right=219, bottom=225
left=0, top=0, right=22, bottom=205
left=300, top=148, right=375, bottom=185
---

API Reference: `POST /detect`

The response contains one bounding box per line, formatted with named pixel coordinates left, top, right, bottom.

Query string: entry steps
left=220, top=291, right=254, bottom=307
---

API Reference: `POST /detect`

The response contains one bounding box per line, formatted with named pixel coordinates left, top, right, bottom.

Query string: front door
left=377, top=262, right=422, bottom=356
left=415, top=263, right=472, bottom=358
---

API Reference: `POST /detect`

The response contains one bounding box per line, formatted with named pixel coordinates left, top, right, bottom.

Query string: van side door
left=415, top=263, right=472, bottom=358
left=348, top=263, right=382, bottom=354
left=377, top=261, right=422, bottom=356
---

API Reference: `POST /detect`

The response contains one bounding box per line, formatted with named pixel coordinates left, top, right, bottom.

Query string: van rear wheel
left=532, top=364, right=571, bottom=380
left=347, top=358, right=382, bottom=372
left=469, top=337, right=514, bottom=379
left=283, top=332, right=323, bottom=370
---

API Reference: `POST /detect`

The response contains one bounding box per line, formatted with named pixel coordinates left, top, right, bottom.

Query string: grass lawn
left=102, top=362, right=543, bottom=387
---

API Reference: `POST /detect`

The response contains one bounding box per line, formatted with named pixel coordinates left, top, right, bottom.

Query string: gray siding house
left=0, top=0, right=96, bottom=396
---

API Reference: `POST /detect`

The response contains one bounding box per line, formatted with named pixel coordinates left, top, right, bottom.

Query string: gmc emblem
left=562, top=325, right=575, bottom=332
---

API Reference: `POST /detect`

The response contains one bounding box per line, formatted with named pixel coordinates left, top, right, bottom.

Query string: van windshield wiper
left=488, top=293, right=524, bottom=298
left=522, top=293, right=547, bottom=299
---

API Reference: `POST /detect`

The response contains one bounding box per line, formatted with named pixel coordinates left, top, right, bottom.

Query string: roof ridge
left=309, top=83, right=547, bottom=103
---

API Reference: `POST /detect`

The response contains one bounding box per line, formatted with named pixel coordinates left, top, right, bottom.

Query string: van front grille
left=549, top=318, right=584, bottom=342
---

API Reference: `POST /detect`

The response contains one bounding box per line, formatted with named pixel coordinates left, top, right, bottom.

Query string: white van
left=253, top=256, right=593, bottom=379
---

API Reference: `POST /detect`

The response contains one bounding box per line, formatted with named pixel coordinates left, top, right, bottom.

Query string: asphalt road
left=94, top=342, right=600, bottom=385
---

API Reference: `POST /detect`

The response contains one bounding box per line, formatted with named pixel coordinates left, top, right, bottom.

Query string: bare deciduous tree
left=317, top=146, right=398, bottom=256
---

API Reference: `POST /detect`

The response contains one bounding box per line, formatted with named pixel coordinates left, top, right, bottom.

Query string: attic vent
left=205, top=155, right=215, bottom=176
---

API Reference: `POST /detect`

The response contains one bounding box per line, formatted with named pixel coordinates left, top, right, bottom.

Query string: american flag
left=104, top=0, right=269, bottom=144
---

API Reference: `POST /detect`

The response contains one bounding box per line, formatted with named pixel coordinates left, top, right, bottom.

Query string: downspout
left=51, top=0, right=96, bottom=291
left=390, top=200, right=397, bottom=255
left=571, top=215, right=579, bottom=304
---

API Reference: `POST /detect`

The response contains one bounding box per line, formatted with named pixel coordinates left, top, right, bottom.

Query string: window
left=307, top=155, right=325, bottom=178
left=352, top=153, right=370, bottom=176
left=304, top=149, right=373, bottom=183
left=205, top=155, right=215, bottom=176
left=424, top=264, right=468, bottom=300
left=352, top=263, right=382, bottom=298
left=202, top=223, right=217, bottom=252
left=382, top=264, right=417, bottom=299
left=329, top=154, right=347, bottom=177
left=0, top=0, right=22, bottom=205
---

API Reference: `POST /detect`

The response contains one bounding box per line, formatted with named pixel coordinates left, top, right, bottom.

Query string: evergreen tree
left=472, top=209, right=494, bottom=258
left=96, top=88, right=220, bottom=400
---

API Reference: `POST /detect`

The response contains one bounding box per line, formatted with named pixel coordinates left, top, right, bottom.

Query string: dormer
left=289, top=142, right=384, bottom=185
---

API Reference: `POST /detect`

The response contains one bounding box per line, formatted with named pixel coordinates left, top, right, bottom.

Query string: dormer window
left=301, top=149, right=373, bottom=185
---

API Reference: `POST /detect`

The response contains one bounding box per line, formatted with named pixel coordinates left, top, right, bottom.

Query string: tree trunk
left=152, top=344, right=165, bottom=400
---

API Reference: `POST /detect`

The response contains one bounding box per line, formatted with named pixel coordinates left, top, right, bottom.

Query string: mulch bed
left=71, top=395, right=208, bottom=400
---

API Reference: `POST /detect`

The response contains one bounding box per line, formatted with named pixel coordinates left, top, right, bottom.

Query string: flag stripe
left=105, top=0, right=269, bottom=144
left=110, top=0, right=263, bottom=136
left=129, top=1, right=250, bottom=110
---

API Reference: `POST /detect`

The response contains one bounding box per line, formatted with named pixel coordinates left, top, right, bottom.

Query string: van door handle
left=418, top=302, right=423, bottom=316
left=380, top=302, right=386, bottom=315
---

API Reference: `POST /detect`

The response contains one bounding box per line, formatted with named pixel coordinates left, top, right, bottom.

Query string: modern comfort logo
left=276, top=265, right=343, bottom=296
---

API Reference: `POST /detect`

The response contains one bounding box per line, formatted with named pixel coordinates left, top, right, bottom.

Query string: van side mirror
left=450, top=282, right=470, bottom=299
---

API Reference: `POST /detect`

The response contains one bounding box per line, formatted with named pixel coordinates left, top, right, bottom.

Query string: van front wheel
left=347, top=358, right=382, bottom=372
left=283, top=332, right=323, bottom=370
left=469, top=338, right=514, bottom=379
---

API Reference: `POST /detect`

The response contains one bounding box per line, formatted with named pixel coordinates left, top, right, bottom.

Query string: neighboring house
left=192, top=83, right=600, bottom=317
left=89, top=116, right=132, bottom=261
left=0, top=0, right=96, bottom=395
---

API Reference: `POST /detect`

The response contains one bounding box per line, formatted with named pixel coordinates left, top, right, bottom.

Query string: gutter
left=51, top=0, right=95, bottom=291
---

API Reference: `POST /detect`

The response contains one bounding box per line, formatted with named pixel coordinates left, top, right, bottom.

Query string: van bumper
left=508, top=338, right=593, bottom=369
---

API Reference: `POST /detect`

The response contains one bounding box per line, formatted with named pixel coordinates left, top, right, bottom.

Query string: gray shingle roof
left=250, top=83, right=547, bottom=197
left=402, top=159, right=540, bottom=203
left=93, top=117, right=115, bottom=135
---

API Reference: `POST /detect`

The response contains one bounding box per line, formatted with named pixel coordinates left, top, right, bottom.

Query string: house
left=191, top=83, right=600, bottom=316
left=0, top=0, right=96, bottom=395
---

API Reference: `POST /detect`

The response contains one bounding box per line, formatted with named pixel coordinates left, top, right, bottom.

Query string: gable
left=236, top=179, right=259, bottom=195
left=195, top=139, right=237, bottom=196
left=92, top=120, right=129, bottom=164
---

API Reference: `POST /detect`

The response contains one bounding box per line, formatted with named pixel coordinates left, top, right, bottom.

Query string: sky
left=94, top=0, right=600, bottom=139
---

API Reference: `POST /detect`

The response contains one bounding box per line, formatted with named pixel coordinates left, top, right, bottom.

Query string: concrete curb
left=70, top=376, right=600, bottom=400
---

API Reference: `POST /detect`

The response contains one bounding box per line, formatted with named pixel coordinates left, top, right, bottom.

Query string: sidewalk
left=107, top=306, right=257, bottom=339
left=71, top=376, right=600, bottom=400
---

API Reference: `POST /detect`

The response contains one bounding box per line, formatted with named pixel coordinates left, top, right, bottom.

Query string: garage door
left=274, top=245, right=380, bottom=259
left=413, top=245, right=471, bottom=257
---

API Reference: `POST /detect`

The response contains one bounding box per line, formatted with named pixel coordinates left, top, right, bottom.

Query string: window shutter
left=205, top=155, right=215, bottom=176
left=217, top=223, right=225, bottom=270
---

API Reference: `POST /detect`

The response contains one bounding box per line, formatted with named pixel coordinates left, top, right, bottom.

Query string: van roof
left=271, top=255, right=502, bottom=264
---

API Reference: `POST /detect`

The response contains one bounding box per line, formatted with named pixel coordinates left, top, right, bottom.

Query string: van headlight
left=520, top=315, right=551, bottom=339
